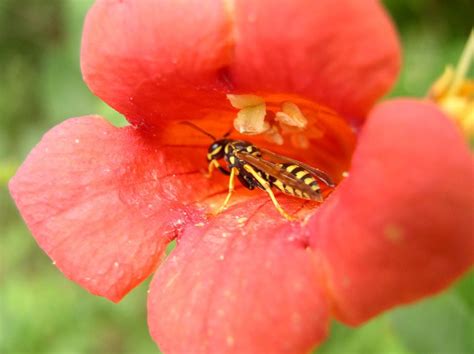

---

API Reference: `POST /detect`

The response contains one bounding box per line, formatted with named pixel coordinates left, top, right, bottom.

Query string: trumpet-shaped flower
left=9, top=0, right=473, bottom=353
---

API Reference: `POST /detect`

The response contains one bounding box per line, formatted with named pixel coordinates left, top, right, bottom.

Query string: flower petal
left=148, top=197, right=330, bottom=353
left=308, top=99, right=474, bottom=324
left=231, top=0, right=401, bottom=122
left=81, top=0, right=234, bottom=128
left=9, top=116, right=223, bottom=302
left=81, top=0, right=400, bottom=127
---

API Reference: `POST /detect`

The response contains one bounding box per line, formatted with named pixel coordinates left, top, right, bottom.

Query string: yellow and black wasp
left=182, top=122, right=335, bottom=220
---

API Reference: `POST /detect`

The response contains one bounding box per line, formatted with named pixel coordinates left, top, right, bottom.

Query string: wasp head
left=207, top=139, right=228, bottom=161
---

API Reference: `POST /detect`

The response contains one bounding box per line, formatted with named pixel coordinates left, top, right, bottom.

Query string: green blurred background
left=0, top=0, right=473, bottom=353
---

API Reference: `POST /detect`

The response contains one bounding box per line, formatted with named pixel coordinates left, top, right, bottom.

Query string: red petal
left=308, top=100, right=474, bottom=324
left=231, top=0, right=401, bottom=122
left=81, top=0, right=400, bottom=127
left=148, top=197, right=330, bottom=353
left=81, top=0, right=233, bottom=128
left=9, top=116, right=220, bottom=302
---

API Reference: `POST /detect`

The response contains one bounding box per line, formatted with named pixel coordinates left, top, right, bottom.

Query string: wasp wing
left=258, top=147, right=335, bottom=187
left=234, top=151, right=323, bottom=201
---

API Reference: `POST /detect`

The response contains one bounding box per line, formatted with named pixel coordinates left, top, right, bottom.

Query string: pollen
left=236, top=216, right=248, bottom=224
left=429, top=30, right=474, bottom=140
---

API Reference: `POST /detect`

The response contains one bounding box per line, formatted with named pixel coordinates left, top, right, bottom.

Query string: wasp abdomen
left=269, top=163, right=321, bottom=200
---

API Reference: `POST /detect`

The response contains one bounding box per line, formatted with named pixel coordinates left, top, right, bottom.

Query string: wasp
left=182, top=122, right=335, bottom=220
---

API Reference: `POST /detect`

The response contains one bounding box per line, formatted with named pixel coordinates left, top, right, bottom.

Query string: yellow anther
left=227, top=94, right=317, bottom=148
left=429, top=30, right=474, bottom=140
left=227, top=94, right=265, bottom=109
left=275, top=101, right=308, bottom=128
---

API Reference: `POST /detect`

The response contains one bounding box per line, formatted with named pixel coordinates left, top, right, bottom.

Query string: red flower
left=9, top=0, right=473, bottom=353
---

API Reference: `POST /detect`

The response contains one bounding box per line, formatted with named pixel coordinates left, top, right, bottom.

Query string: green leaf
left=389, top=286, right=474, bottom=354
left=317, top=317, right=413, bottom=354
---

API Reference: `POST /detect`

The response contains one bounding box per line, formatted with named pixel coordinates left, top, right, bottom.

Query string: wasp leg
left=243, top=164, right=296, bottom=221
left=206, top=160, right=219, bottom=178
left=215, top=167, right=237, bottom=214
left=206, top=160, right=230, bottom=178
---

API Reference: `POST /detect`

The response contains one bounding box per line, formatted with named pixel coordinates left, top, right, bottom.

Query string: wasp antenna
left=179, top=121, right=216, bottom=140
left=223, top=127, right=233, bottom=138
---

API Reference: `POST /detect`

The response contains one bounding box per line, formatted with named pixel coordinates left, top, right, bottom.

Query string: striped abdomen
left=271, top=163, right=321, bottom=200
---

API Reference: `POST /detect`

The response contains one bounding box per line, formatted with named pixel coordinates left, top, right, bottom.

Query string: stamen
left=275, top=101, right=308, bottom=128
left=290, top=133, right=310, bottom=149
left=233, top=104, right=269, bottom=134
left=227, top=94, right=330, bottom=149
left=264, top=125, right=284, bottom=145
left=227, top=94, right=270, bottom=134
left=429, top=30, right=474, bottom=140
left=227, top=94, right=265, bottom=109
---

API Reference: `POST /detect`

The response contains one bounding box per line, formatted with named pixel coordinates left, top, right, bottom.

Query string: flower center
left=154, top=91, right=356, bottom=219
